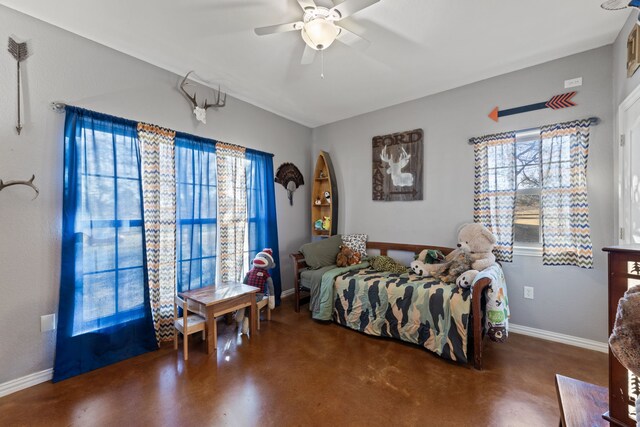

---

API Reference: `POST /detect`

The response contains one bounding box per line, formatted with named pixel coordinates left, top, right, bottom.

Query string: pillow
left=300, top=234, right=342, bottom=269
left=342, top=233, right=368, bottom=257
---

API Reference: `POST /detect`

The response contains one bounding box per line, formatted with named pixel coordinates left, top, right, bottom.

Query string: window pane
left=516, top=139, right=540, bottom=165
left=117, top=178, right=142, bottom=220
left=85, top=132, right=115, bottom=177
left=82, top=228, right=116, bottom=272
left=514, top=193, right=540, bottom=243
left=202, top=257, right=215, bottom=287
left=83, top=272, right=116, bottom=322
left=84, top=176, right=115, bottom=220
left=118, top=226, right=144, bottom=269
left=202, top=224, right=216, bottom=257
left=118, top=268, right=144, bottom=312
left=495, top=167, right=513, bottom=191
left=517, top=165, right=541, bottom=189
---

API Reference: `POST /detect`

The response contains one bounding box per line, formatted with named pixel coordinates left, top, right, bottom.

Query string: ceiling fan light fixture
left=302, top=18, right=339, bottom=50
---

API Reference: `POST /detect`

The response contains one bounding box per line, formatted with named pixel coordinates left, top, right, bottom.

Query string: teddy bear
left=336, top=245, right=361, bottom=267
left=410, top=223, right=496, bottom=283
left=236, top=248, right=276, bottom=335
left=456, top=223, right=496, bottom=271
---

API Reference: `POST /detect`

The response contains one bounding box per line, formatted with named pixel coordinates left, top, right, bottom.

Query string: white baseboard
left=509, top=323, right=608, bottom=353
left=0, top=368, right=53, bottom=398
left=280, top=288, right=294, bottom=299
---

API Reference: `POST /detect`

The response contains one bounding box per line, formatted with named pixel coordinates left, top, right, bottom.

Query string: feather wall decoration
left=8, top=37, right=30, bottom=135
left=275, top=163, right=304, bottom=206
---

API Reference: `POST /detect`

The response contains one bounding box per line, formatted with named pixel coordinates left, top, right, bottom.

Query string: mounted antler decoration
left=275, top=163, right=304, bottom=206
left=8, top=37, right=30, bottom=135
left=0, top=175, right=39, bottom=199
left=179, top=71, right=226, bottom=124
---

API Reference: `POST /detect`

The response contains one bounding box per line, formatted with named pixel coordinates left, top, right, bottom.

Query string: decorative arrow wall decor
left=488, top=92, right=577, bottom=122
left=7, top=37, right=30, bottom=135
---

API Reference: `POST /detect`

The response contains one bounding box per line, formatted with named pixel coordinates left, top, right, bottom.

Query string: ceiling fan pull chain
left=321, top=50, right=325, bottom=79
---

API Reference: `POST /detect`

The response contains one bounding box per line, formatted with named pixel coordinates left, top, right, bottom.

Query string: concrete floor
left=0, top=299, right=608, bottom=426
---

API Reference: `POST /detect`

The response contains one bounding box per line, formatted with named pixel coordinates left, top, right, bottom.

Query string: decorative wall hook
left=8, top=37, right=30, bottom=135
left=0, top=175, right=39, bottom=199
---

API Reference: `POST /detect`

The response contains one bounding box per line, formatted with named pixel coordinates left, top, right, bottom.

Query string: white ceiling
left=0, top=0, right=630, bottom=127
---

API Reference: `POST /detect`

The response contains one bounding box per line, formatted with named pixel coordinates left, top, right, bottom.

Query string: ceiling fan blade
left=600, top=0, right=633, bottom=10
left=336, top=26, right=370, bottom=50
left=329, top=0, right=380, bottom=20
left=296, top=0, right=317, bottom=11
left=301, top=44, right=317, bottom=65
left=254, top=21, right=303, bottom=36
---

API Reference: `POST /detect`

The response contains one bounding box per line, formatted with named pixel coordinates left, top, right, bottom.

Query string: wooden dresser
left=603, top=245, right=640, bottom=427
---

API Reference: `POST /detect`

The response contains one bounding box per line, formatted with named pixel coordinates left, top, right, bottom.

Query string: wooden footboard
left=471, top=277, right=491, bottom=370
left=290, top=241, right=492, bottom=370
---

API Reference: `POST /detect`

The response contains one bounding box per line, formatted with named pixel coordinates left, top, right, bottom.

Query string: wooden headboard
left=366, top=241, right=454, bottom=257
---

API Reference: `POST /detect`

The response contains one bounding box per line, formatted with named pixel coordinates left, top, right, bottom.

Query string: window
left=73, top=126, right=146, bottom=335
left=514, top=129, right=542, bottom=247
left=175, top=138, right=217, bottom=292
left=476, top=119, right=592, bottom=265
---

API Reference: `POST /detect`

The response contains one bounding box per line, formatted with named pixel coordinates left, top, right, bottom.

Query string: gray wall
left=612, top=11, right=639, bottom=240
left=613, top=10, right=640, bottom=107
left=312, top=46, right=615, bottom=343
left=0, top=6, right=311, bottom=384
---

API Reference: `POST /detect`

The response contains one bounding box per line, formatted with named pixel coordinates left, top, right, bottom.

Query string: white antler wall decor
left=179, top=71, right=226, bottom=124
left=0, top=175, right=39, bottom=199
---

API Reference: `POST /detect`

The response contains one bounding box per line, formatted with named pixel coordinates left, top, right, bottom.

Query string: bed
left=290, top=242, right=501, bottom=370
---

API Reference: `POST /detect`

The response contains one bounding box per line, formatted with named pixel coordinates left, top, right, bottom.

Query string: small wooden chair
left=256, top=296, right=271, bottom=330
left=174, top=295, right=206, bottom=360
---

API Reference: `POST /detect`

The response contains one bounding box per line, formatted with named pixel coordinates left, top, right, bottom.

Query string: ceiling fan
left=254, top=0, right=380, bottom=65
left=600, top=0, right=640, bottom=9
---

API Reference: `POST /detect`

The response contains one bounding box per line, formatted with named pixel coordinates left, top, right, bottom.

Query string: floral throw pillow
left=342, top=234, right=368, bottom=257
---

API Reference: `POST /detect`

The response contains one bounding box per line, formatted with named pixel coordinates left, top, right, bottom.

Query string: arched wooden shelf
left=311, top=151, right=338, bottom=237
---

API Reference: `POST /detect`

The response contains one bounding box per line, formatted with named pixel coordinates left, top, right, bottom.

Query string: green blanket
left=312, top=261, right=370, bottom=321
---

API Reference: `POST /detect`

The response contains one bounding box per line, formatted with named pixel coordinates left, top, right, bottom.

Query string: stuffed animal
left=322, top=216, right=331, bottom=231
left=456, top=223, right=496, bottom=271
left=456, top=269, right=479, bottom=289
left=411, top=223, right=496, bottom=283
left=237, top=248, right=276, bottom=335
left=371, top=255, right=410, bottom=275
left=411, top=252, right=472, bottom=283
left=609, top=285, right=640, bottom=379
left=336, top=245, right=361, bottom=267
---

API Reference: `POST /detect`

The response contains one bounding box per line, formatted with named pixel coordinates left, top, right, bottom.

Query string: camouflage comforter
left=330, top=267, right=473, bottom=363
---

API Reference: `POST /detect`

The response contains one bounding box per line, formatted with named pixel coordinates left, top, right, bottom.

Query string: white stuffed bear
left=456, top=269, right=480, bottom=289
left=456, top=223, right=496, bottom=271
left=411, top=223, right=496, bottom=281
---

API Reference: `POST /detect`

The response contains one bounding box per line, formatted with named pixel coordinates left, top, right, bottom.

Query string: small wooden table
left=179, top=282, right=260, bottom=354
left=555, top=374, right=608, bottom=427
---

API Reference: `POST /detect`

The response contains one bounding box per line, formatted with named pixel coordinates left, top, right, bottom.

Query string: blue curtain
left=54, top=107, right=157, bottom=382
left=245, top=149, right=281, bottom=305
left=175, top=133, right=217, bottom=292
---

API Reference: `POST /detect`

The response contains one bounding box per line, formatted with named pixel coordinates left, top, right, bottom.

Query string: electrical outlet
left=41, top=314, right=56, bottom=332
left=564, top=77, right=582, bottom=88
left=523, top=286, right=534, bottom=300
